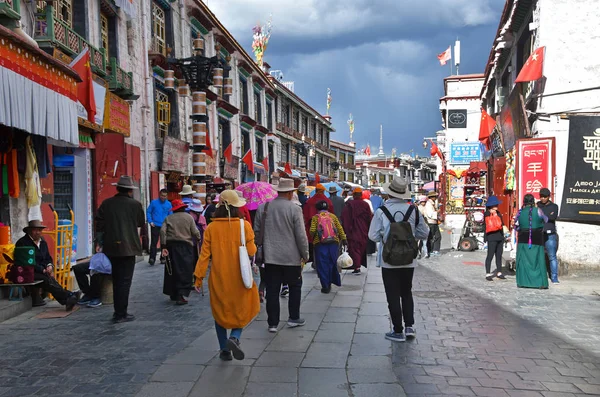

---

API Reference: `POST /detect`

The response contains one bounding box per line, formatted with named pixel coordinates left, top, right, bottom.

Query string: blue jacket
left=147, top=198, right=172, bottom=227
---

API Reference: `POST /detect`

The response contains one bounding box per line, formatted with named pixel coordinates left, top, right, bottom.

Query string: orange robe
left=194, top=218, right=259, bottom=329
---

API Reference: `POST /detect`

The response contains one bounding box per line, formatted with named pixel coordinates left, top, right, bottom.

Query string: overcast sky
left=208, top=0, right=504, bottom=156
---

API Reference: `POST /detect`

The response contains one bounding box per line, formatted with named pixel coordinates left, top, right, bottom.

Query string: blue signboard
left=449, top=142, right=482, bottom=165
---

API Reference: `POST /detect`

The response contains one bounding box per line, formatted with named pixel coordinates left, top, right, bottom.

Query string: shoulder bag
left=255, top=202, right=269, bottom=265
left=239, top=219, right=254, bottom=289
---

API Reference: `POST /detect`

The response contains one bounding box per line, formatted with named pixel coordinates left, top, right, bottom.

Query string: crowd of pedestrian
left=47, top=173, right=559, bottom=362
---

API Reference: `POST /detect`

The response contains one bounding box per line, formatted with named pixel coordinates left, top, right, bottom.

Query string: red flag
left=202, top=130, right=213, bottom=158
left=223, top=141, right=233, bottom=163
left=515, top=46, right=545, bottom=83
left=284, top=162, right=292, bottom=174
left=242, top=149, right=254, bottom=173
left=69, top=48, right=96, bottom=123
left=479, top=109, right=496, bottom=149
left=430, top=139, right=443, bottom=160
left=262, top=156, right=269, bottom=173
left=437, top=46, right=451, bottom=66
left=315, top=172, right=320, bottom=184
left=365, top=145, right=371, bottom=156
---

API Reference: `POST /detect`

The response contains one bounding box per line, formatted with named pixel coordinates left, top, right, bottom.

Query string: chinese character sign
left=449, top=143, right=482, bottom=165
left=517, top=138, right=554, bottom=208
left=560, top=116, right=600, bottom=222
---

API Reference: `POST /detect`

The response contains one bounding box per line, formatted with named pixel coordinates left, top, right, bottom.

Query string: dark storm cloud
left=210, top=0, right=504, bottom=155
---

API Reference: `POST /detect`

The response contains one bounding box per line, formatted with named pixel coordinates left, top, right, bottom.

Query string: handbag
left=239, top=219, right=253, bottom=289
left=255, top=202, right=269, bottom=265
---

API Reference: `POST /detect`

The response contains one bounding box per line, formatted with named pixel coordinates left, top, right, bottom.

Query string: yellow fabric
left=309, top=212, right=346, bottom=245
left=194, top=217, right=259, bottom=329
left=24, top=137, right=41, bottom=208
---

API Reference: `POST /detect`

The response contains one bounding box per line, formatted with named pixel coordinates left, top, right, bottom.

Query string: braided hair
left=523, top=194, right=536, bottom=248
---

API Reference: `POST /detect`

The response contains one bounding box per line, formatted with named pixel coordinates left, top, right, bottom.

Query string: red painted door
left=93, top=133, right=127, bottom=210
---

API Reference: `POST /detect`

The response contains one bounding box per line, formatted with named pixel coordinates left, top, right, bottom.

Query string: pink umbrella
left=235, top=181, right=277, bottom=211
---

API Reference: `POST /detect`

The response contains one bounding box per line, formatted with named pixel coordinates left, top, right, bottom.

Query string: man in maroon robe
left=303, top=184, right=333, bottom=264
left=341, top=187, right=373, bottom=274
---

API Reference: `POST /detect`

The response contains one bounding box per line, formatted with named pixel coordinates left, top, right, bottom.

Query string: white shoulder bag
left=239, top=219, right=253, bottom=289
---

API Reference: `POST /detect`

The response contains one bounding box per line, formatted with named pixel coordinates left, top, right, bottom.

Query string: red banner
left=516, top=138, right=555, bottom=207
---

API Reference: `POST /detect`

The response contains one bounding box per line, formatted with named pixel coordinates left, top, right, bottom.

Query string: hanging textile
left=24, top=136, right=42, bottom=208
left=0, top=26, right=80, bottom=146
left=7, top=149, right=19, bottom=198
left=30, top=135, right=50, bottom=178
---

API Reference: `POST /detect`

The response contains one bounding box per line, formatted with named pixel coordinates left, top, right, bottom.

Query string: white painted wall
left=529, top=0, right=600, bottom=270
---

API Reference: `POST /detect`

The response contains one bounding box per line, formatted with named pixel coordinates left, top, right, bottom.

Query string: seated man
left=16, top=220, right=79, bottom=311
left=73, top=262, right=103, bottom=308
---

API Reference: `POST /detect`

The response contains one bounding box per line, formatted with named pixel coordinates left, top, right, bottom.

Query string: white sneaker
left=268, top=326, right=277, bottom=333
left=287, top=318, right=306, bottom=328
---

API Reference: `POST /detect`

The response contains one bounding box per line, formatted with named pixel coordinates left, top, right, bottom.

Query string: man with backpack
left=310, top=201, right=347, bottom=293
left=368, top=178, right=429, bottom=342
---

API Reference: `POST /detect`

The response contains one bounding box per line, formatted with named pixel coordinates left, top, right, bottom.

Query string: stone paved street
left=1, top=250, right=600, bottom=397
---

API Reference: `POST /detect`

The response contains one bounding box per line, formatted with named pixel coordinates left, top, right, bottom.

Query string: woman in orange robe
left=194, top=190, right=259, bottom=361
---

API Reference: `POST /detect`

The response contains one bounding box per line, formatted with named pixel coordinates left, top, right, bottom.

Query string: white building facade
left=481, top=0, right=600, bottom=270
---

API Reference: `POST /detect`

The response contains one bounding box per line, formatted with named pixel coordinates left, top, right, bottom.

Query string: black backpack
left=380, top=205, right=420, bottom=266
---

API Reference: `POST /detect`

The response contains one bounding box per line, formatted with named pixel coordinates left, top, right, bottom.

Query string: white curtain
left=0, top=65, right=78, bottom=146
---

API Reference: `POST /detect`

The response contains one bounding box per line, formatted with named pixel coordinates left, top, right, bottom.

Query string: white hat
left=272, top=178, right=296, bottom=192
left=217, top=189, right=246, bottom=208
left=382, top=177, right=411, bottom=200
left=179, top=185, right=194, bottom=196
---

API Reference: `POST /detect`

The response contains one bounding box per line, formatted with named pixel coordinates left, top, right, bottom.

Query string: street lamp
left=167, top=46, right=231, bottom=201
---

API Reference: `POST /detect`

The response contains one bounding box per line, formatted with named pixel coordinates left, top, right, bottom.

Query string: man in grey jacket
left=255, top=178, right=310, bottom=333
left=329, top=185, right=345, bottom=220
left=368, top=178, right=429, bottom=343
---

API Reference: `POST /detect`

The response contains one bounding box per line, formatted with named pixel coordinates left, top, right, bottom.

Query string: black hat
left=539, top=188, right=551, bottom=197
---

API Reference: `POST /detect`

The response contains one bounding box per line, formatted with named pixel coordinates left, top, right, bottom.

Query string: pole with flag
left=479, top=109, right=496, bottom=150
left=70, top=48, right=96, bottom=123
left=437, top=45, right=452, bottom=75
left=284, top=162, right=292, bottom=175
left=515, top=46, right=545, bottom=83
left=262, top=156, right=269, bottom=175
left=202, top=129, right=214, bottom=158
left=223, top=140, right=233, bottom=163
left=326, top=88, right=332, bottom=115
left=347, top=113, right=355, bottom=143
left=242, top=149, right=254, bottom=173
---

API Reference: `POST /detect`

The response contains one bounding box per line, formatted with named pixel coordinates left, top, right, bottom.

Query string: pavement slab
left=1, top=245, right=599, bottom=397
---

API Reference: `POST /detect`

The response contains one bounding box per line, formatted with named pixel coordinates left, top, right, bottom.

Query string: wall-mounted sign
left=516, top=137, right=555, bottom=208
left=449, top=142, right=482, bottom=165
left=447, top=109, right=467, bottom=129
left=560, top=116, right=600, bottom=222
left=162, top=136, right=189, bottom=173
left=103, top=93, right=131, bottom=136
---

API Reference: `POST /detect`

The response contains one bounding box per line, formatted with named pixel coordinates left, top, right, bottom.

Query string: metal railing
left=109, top=57, right=134, bottom=96
left=0, top=0, right=20, bottom=20
left=35, top=6, right=107, bottom=76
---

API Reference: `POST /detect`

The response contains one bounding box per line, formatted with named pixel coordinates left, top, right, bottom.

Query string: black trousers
left=109, top=256, right=136, bottom=318
left=485, top=240, right=503, bottom=274
left=72, top=262, right=103, bottom=299
left=382, top=267, right=415, bottom=334
left=426, top=224, right=441, bottom=253
left=33, top=272, right=71, bottom=305
left=149, top=226, right=161, bottom=262
left=264, top=264, right=302, bottom=327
